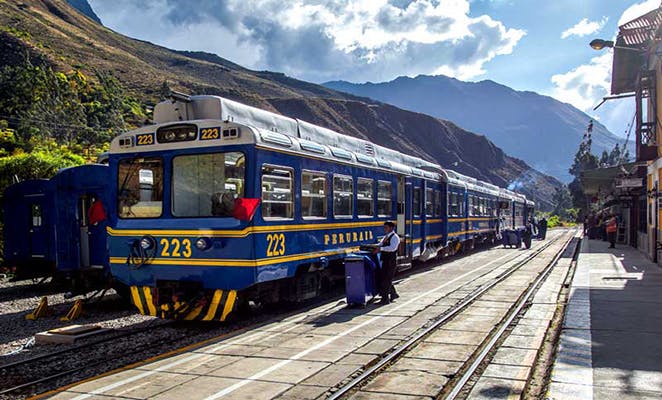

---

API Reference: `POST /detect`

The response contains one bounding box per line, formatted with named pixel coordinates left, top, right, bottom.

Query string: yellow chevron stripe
left=220, top=290, right=237, bottom=321
left=184, top=304, right=205, bottom=320
left=203, top=290, right=223, bottom=321
left=130, top=286, right=145, bottom=315
left=142, top=287, right=157, bottom=316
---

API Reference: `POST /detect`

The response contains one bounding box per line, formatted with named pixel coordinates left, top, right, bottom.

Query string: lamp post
left=589, top=38, right=641, bottom=52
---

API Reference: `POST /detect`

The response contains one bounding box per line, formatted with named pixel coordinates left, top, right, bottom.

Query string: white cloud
left=619, top=0, right=660, bottom=25
left=550, top=52, right=611, bottom=112
left=89, top=0, right=525, bottom=83
left=561, top=17, right=607, bottom=39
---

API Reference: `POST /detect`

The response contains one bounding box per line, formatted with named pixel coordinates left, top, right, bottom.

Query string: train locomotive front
left=108, top=120, right=265, bottom=321
left=107, top=96, right=395, bottom=321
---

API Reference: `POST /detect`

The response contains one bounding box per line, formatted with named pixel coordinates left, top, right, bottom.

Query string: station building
left=586, top=4, right=662, bottom=261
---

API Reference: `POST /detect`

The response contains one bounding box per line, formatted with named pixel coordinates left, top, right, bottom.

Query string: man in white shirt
left=375, top=221, right=400, bottom=305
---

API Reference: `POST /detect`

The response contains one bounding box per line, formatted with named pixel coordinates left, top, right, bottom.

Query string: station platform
left=548, top=238, right=662, bottom=399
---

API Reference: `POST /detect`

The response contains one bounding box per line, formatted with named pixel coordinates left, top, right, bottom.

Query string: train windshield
left=172, top=152, right=246, bottom=217
left=118, top=157, right=164, bottom=218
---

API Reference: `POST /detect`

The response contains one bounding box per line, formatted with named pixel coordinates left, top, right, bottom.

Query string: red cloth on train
left=233, top=198, right=260, bottom=221
left=88, top=200, right=107, bottom=225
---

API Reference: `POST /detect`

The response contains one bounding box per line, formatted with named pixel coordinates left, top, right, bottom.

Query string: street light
left=590, top=38, right=641, bottom=52
left=590, top=39, right=614, bottom=50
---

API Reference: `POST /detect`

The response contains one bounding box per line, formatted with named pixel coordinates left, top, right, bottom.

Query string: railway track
left=0, top=320, right=180, bottom=398
left=2, top=235, right=566, bottom=399
left=327, top=229, right=578, bottom=400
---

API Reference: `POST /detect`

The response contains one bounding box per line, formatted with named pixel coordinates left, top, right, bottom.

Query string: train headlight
left=140, top=237, right=155, bottom=250
left=196, top=238, right=211, bottom=250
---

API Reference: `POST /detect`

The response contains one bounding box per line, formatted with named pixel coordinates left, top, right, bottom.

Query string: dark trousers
left=607, top=231, right=616, bottom=248
left=379, top=252, right=397, bottom=299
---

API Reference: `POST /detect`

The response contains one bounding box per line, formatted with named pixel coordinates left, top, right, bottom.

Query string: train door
left=412, top=183, right=423, bottom=257
left=28, top=199, right=47, bottom=258
left=78, top=195, right=92, bottom=268
left=397, top=176, right=413, bottom=263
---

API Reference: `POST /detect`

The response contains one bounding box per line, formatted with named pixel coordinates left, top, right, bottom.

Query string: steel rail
left=328, top=231, right=574, bottom=400
left=443, top=231, right=578, bottom=399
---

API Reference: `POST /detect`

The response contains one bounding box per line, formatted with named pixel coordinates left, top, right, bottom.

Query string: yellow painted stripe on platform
left=220, top=290, right=237, bottom=321
left=203, top=290, right=223, bottom=321
left=142, top=287, right=157, bottom=316
left=129, top=286, right=144, bottom=315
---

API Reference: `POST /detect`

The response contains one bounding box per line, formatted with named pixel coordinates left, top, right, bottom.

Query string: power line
left=0, top=114, right=128, bottom=131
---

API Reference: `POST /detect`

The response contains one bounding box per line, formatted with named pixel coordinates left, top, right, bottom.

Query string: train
left=3, top=164, right=111, bottom=293
left=101, top=94, right=535, bottom=321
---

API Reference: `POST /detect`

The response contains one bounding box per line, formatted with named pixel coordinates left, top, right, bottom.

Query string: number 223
left=266, top=234, right=285, bottom=257
left=160, top=238, right=192, bottom=258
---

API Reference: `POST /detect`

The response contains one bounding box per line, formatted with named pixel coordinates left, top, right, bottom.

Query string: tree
left=0, top=57, right=143, bottom=149
left=568, top=140, right=599, bottom=212
left=552, top=186, right=573, bottom=219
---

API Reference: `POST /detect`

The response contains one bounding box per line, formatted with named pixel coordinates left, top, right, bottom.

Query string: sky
left=88, top=0, right=660, bottom=138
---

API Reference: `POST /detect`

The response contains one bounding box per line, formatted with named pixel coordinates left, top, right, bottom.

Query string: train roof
left=113, top=95, right=531, bottom=203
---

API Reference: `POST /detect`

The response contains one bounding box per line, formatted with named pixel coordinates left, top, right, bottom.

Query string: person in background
left=606, top=214, right=618, bottom=249
left=539, top=216, right=548, bottom=240
left=531, top=216, right=539, bottom=237
left=588, top=214, right=597, bottom=239
left=583, top=215, right=589, bottom=236
left=374, top=221, right=400, bottom=305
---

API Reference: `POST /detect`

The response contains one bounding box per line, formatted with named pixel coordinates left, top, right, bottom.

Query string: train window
left=449, top=192, right=458, bottom=216
left=31, top=204, right=42, bottom=227
left=425, top=188, right=434, bottom=217
left=357, top=178, right=374, bottom=217
left=434, top=190, right=442, bottom=217
left=262, top=165, right=294, bottom=220
left=301, top=171, right=327, bottom=219
left=333, top=175, right=353, bottom=218
left=413, top=187, right=421, bottom=217
left=172, top=152, right=246, bottom=217
left=377, top=181, right=393, bottom=217
left=118, top=157, right=163, bottom=218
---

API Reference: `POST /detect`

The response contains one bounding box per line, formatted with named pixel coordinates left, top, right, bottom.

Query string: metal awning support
left=593, top=92, right=637, bottom=110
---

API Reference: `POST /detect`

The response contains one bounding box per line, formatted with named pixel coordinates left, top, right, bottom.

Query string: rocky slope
left=1, top=0, right=563, bottom=209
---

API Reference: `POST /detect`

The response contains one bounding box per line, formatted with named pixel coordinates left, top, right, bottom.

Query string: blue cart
left=344, top=252, right=378, bottom=307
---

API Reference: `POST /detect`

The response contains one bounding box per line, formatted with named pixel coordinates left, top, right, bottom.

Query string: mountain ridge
left=2, top=0, right=562, bottom=209
left=324, top=74, right=630, bottom=182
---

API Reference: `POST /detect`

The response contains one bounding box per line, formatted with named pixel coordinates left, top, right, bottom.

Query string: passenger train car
left=106, top=95, right=533, bottom=321
left=3, top=164, right=111, bottom=292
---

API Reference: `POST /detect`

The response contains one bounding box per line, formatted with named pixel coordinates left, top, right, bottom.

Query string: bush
left=547, top=215, right=562, bottom=228
left=0, top=146, right=84, bottom=194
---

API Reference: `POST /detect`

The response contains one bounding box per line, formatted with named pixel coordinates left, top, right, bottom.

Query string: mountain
left=65, top=0, right=100, bottom=23
left=0, top=0, right=563, bottom=210
left=325, top=75, right=630, bottom=183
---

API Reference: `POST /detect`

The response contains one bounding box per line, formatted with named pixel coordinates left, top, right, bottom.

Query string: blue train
left=3, top=164, right=111, bottom=293
left=106, top=95, right=534, bottom=321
